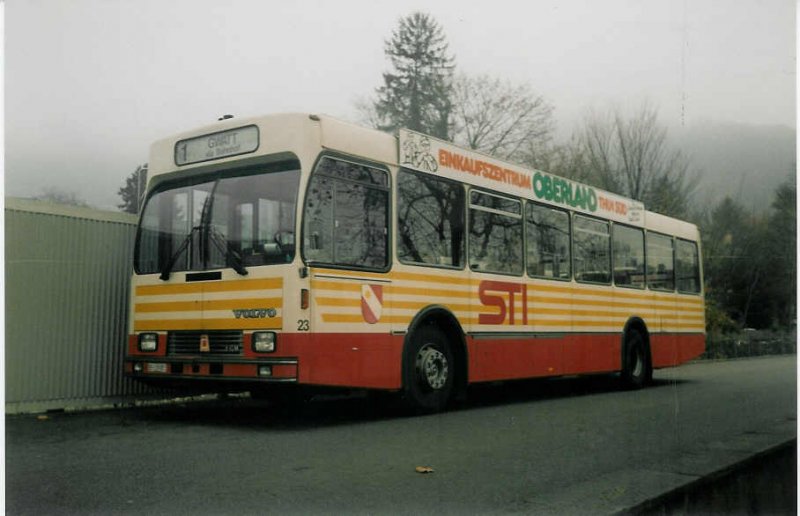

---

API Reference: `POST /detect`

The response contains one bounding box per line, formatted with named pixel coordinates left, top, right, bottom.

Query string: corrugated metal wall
left=5, top=198, right=160, bottom=413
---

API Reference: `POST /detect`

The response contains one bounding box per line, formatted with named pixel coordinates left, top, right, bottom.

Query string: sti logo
left=478, top=281, right=528, bottom=326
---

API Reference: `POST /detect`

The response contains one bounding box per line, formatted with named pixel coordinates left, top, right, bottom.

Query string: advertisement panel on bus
left=399, top=128, right=645, bottom=226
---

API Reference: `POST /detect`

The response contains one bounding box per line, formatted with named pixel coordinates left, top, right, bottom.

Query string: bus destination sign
left=175, top=125, right=259, bottom=166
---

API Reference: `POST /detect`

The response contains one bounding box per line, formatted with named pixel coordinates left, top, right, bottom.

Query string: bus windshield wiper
left=159, top=225, right=200, bottom=281
left=160, top=191, right=214, bottom=281
left=158, top=179, right=246, bottom=279
left=208, top=225, right=248, bottom=276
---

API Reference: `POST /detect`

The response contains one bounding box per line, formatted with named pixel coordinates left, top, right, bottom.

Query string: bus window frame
left=610, top=222, right=646, bottom=291
left=645, top=230, right=676, bottom=293
left=396, top=168, right=467, bottom=272
left=467, top=187, right=524, bottom=278
left=524, top=201, right=572, bottom=282
left=675, top=237, right=702, bottom=296
left=300, top=152, right=393, bottom=274
left=572, top=213, right=612, bottom=286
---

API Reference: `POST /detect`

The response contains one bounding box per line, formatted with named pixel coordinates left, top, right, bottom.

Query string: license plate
left=146, top=362, right=168, bottom=374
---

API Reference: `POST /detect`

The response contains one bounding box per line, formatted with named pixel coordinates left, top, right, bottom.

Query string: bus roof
left=148, top=112, right=698, bottom=238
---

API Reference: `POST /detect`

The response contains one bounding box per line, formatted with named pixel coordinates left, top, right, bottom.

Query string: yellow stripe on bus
left=312, top=300, right=701, bottom=318
left=310, top=280, right=364, bottom=292
left=311, top=270, right=703, bottom=308
left=133, top=317, right=283, bottom=331
left=319, top=314, right=408, bottom=324
left=313, top=287, right=702, bottom=314
left=533, top=282, right=704, bottom=305
left=135, top=278, right=283, bottom=296
left=314, top=312, right=704, bottom=326
left=390, top=271, right=473, bottom=286
left=135, top=297, right=283, bottom=313
left=390, top=285, right=472, bottom=298
left=314, top=297, right=704, bottom=323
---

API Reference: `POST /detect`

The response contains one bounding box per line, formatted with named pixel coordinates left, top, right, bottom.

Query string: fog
left=5, top=0, right=796, bottom=210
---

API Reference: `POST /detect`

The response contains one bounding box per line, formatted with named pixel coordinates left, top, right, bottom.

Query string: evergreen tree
left=374, top=12, right=455, bottom=139
left=118, top=164, right=148, bottom=214
left=764, top=180, right=797, bottom=326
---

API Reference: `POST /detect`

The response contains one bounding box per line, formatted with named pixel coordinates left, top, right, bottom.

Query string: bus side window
left=646, top=232, right=675, bottom=291
left=676, top=239, right=701, bottom=294
left=526, top=203, right=570, bottom=280
left=573, top=215, right=611, bottom=284
left=612, top=224, right=645, bottom=288
left=303, top=157, right=389, bottom=269
left=303, top=175, right=334, bottom=263
left=468, top=191, right=523, bottom=276
left=397, top=169, right=465, bottom=268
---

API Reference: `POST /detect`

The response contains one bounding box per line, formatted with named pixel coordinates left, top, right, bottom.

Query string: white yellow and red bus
left=125, top=113, right=705, bottom=412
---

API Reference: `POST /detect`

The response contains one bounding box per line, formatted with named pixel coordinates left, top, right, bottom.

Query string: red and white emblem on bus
left=361, top=284, right=383, bottom=324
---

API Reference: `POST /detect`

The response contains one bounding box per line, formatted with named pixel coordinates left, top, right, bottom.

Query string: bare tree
left=450, top=73, right=554, bottom=164
left=579, top=103, right=696, bottom=217
left=524, top=136, right=592, bottom=183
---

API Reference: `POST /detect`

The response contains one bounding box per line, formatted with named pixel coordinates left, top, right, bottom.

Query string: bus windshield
left=135, top=166, right=300, bottom=275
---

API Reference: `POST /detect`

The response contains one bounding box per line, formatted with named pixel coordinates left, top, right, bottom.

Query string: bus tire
left=621, top=329, right=650, bottom=389
left=403, top=325, right=454, bottom=413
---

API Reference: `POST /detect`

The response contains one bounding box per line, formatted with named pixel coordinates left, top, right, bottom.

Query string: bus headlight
left=138, top=333, right=158, bottom=352
left=253, top=332, right=276, bottom=353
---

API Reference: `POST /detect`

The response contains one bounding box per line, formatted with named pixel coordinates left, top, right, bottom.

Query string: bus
left=125, top=113, right=705, bottom=412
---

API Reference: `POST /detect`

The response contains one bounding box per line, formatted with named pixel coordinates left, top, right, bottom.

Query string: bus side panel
left=562, top=333, right=621, bottom=375
left=466, top=333, right=628, bottom=384
left=466, top=336, right=562, bottom=383
left=651, top=333, right=705, bottom=368
left=281, top=333, right=404, bottom=389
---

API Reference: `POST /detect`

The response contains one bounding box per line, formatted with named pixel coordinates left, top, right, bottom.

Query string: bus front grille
left=167, top=331, right=244, bottom=356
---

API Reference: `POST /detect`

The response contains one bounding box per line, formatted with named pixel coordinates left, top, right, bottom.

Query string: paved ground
left=5, top=355, right=796, bottom=515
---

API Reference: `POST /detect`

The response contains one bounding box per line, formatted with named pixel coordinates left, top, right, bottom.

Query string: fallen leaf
left=415, top=466, right=434, bottom=474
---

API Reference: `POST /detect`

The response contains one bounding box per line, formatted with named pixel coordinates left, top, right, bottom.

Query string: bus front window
left=135, top=166, right=300, bottom=275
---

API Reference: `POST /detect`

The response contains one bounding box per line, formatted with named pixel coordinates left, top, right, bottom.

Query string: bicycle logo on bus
left=401, top=133, right=438, bottom=173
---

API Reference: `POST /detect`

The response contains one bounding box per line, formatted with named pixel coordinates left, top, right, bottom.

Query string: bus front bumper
left=124, top=357, right=298, bottom=383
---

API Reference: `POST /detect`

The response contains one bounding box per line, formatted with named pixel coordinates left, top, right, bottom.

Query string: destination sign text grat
left=174, top=125, right=260, bottom=166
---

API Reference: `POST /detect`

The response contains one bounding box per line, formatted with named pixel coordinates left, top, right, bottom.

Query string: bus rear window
left=646, top=232, right=675, bottom=291
left=676, top=239, right=701, bottom=294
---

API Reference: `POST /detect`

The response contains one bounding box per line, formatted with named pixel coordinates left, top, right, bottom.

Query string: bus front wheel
left=403, top=325, right=454, bottom=413
left=621, top=329, right=651, bottom=389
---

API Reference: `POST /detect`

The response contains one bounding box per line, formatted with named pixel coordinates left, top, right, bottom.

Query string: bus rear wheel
left=621, top=329, right=651, bottom=389
left=403, top=325, right=454, bottom=413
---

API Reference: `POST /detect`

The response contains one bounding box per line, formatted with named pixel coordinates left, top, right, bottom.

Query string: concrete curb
left=619, top=438, right=797, bottom=515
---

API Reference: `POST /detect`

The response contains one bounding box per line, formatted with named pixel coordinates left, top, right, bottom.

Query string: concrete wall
left=5, top=198, right=160, bottom=413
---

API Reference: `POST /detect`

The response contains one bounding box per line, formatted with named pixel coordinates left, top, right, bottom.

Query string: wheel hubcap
left=416, top=345, right=449, bottom=390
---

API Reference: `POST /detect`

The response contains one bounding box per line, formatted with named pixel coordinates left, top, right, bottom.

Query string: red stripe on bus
left=650, top=333, right=706, bottom=368
left=126, top=331, right=704, bottom=389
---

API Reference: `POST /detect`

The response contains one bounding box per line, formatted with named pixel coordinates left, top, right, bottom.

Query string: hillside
left=674, top=121, right=795, bottom=212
